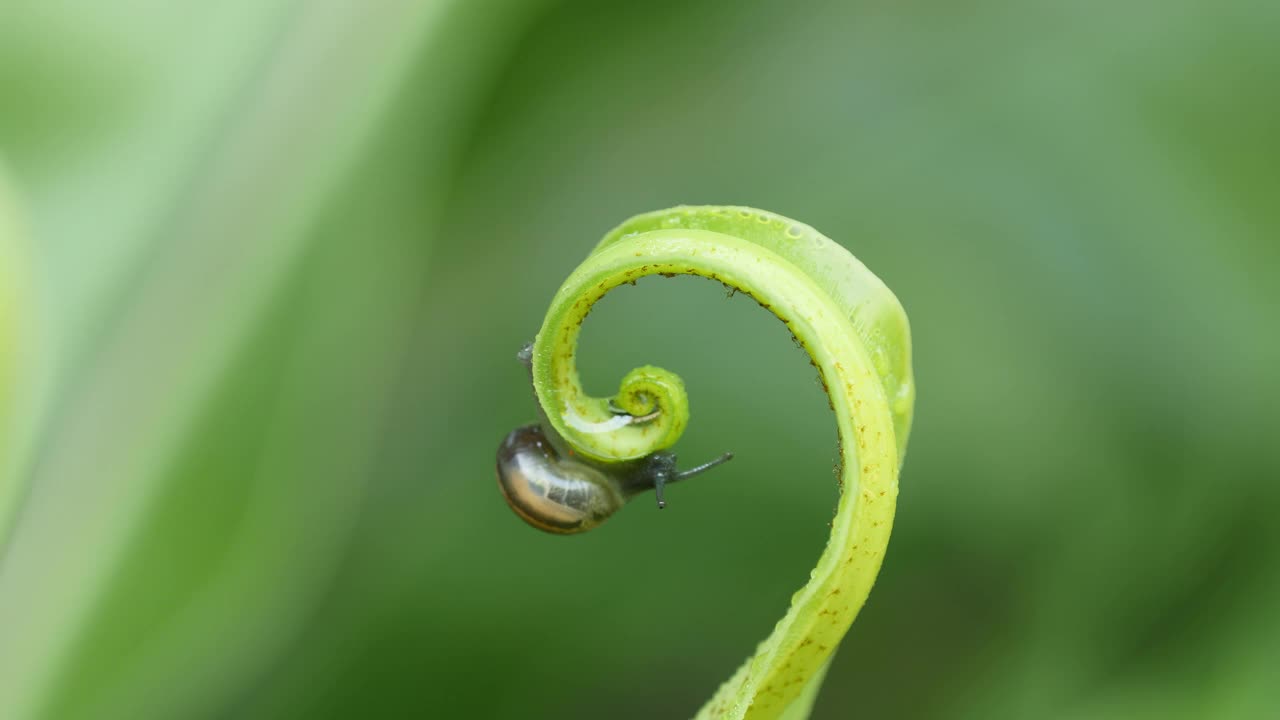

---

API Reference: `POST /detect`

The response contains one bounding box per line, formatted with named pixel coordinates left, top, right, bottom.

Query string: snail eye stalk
left=655, top=452, right=735, bottom=509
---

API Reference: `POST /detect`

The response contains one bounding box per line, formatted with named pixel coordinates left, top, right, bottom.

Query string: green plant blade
left=0, top=1, right=532, bottom=716
left=527, top=206, right=915, bottom=719
left=0, top=164, right=23, bottom=494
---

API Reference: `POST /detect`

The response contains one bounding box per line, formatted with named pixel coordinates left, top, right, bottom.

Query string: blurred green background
left=2, top=1, right=1278, bottom=718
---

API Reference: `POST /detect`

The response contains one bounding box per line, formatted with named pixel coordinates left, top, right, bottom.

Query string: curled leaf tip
left=496, top=205, right=915, bottom=719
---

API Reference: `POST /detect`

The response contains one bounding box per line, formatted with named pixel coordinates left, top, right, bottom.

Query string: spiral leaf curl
left=527, top=206, right=915, bottom=719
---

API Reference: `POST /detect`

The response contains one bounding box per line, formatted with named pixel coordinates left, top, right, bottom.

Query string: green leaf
left=0, top=1, right=544, bottom=716
left=525, top=206, right=914, bottom=719
left=0, top=164, right=25, bottom=517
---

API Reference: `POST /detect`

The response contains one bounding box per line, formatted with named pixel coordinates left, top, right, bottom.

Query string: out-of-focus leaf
left=0, top=0, right=543, bottom=717
left=0, top=164, right=25, bottom=522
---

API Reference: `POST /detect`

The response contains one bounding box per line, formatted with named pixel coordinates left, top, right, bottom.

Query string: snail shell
left=496, top=423, right=733, bottom=534
left=496, top=424, right=626, bottom=534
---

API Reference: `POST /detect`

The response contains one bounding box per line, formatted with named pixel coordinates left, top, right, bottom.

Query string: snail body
left=497, top=342, right=732, bottom=534
left=496, top=422, right=732, bottom=534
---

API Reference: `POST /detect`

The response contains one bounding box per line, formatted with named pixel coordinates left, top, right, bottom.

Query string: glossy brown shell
left=496, top=425, right=626, bottom=534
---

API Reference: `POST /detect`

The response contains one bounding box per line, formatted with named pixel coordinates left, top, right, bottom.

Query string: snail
left=497, top=343, right=733, bottom=534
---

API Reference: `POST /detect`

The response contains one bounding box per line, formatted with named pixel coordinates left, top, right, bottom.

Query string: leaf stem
left=526, top=206, right=915, bottom=719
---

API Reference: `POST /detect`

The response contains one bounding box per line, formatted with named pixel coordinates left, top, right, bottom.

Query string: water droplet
left=872, top=346, right=890, bottom=375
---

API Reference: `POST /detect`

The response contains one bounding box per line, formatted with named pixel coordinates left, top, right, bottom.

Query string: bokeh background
left=2, top=1, right=1278, bottom=718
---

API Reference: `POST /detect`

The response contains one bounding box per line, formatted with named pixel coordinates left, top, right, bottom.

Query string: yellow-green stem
left=528, top=206, right=914, bottom=719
